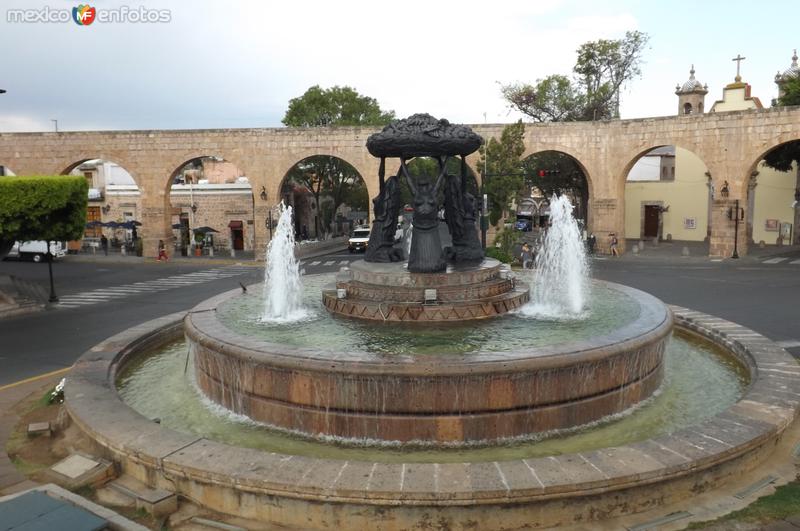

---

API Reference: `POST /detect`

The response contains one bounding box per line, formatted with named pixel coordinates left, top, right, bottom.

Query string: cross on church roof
left=732, top=54, right=746, bottom=82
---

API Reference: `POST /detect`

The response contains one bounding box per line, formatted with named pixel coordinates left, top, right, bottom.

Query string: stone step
left=108, top=475, right=177, bottom=517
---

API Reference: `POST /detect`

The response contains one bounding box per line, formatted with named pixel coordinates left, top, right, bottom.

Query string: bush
left=0, top=176, right=87, bottom=242
left=485, top=246, right=513, bottom=264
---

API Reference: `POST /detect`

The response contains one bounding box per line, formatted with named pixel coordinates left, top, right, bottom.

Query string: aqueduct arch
left=2, top=106, right=799, bottom=257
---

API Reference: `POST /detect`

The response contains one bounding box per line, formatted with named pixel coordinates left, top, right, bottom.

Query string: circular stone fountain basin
left=187, top=279, right=670, bottom=444
left=65, top=302, right=800, bottom=530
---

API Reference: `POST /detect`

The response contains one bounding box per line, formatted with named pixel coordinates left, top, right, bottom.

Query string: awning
left=228, top=220, right=243, bottom=229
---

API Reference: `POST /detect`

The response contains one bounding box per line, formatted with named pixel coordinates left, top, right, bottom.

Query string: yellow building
left=625, top=54, right=799, bottom=246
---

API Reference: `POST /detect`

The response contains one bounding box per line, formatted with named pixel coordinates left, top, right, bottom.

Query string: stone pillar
left=709, top=197, right=748, bottom=257
left=139, top=196, right=173, bottom=259
left=589, top=197, right=624, bottom=254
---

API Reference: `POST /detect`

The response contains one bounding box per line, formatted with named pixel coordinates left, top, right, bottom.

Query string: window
left=683, top=102, right=693, bottom=115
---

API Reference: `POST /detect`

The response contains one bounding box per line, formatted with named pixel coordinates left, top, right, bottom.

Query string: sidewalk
left=617, top=239, right=800, bottom=263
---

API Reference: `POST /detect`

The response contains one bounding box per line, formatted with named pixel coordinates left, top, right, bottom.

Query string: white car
left=348, top=227, right=370, bottom=253
left=6, top=241, right=66, bottom=262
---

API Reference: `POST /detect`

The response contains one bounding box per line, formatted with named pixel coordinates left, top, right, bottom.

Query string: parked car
left=5, top=241, right=66, bottom=262
left=514, top=218, right=533, bottom=232
left=348, top=227, right=371, bottom=253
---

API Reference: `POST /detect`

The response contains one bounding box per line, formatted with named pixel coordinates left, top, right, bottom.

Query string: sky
left=0, top=0, right=797, bottom=133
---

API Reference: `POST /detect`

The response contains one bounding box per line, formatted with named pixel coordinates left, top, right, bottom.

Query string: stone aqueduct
left=1, top=106, right=799, bottom=258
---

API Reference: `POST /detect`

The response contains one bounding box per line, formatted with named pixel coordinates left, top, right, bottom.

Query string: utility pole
left=732, top=199, right=741, bottom=259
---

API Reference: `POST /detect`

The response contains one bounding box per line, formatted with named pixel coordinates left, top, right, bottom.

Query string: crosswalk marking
left=324, top=260, right=335, bottom=266
left=310, top=261, right=321, bottom=266
left=763, top=257, right=788, bottom=264
left=338, top=260, right=349, bottom=265
left=791, top=259, right=800, bottom=265
left=55, top=265, right=255, bottom=310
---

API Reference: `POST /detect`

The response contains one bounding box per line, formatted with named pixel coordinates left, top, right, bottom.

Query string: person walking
left=520, top=242, right=533, bottom=269
left=587, top=233, right=596, bottom=255
left=100, top=234, right=108, bottom=256
left=609, top=233, right=619, bottom=257
left=157, top=239, right=169, bottom=262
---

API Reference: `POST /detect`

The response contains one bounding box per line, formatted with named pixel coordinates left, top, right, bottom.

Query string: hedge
left=0, top=175, right=88, bottom=242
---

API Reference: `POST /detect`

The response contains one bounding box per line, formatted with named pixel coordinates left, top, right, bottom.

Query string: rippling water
left=117, top=330, right=748, bottom=463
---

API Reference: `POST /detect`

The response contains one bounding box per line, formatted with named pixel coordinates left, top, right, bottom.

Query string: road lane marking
left=0, top=367, right=71, bottom=392
left=763, top=257, right=788, bottom=264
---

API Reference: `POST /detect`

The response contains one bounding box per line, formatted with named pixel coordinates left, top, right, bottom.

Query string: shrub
left=0, top=176, right=88, bottom=242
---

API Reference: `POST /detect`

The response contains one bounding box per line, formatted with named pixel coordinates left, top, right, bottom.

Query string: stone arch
left=278, top=154, right=371, bottom=240
left=165, top=154, right=255, bottom=255
left=520, top=149, right=592, bottom=231
left=61, top=157, right=142, bottom=248
left=743, top=138, right=800, bottom=246
left=622, top=143, right=712, bottom=246
left=683, top=102, right=693, bottom=115
left=522, top=145, right=595, bottom=199
left=59, top=155, right=140, bottom=187
left=0, top=164, right=16, bottom=176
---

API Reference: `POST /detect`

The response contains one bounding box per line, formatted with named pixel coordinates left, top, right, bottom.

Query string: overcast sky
left=0, top=0, right=797, bottom=133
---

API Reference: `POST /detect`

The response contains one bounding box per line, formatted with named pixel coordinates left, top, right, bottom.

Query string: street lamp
left=0, top=89, right=6, bottom=94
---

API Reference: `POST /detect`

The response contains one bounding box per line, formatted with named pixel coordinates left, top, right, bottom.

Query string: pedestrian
left=300, top=225, right=309, bottom=241
left=100, top=234, right=108, bottom=256
left=609, top=233, right=619, bottom=257
left=157, top=239, right=169, bottom=262
left=520, top=242, right=533, bottom=269
left=587, top=233, right=596, bottom=255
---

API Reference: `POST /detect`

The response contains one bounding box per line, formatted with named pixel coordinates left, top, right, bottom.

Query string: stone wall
left=2, top=107, right=800, bottom=257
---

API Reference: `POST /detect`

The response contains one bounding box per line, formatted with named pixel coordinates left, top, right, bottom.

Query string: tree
left=522, top=151, right=589, bottom=219
left=285, top=156, right=367, bottom=237
left=763, top=75, right=800, bottom=243
left=777, top=76, right=800, bottom=107
left=0, top=176, right=87, bottom=243
left=476, top=121, right=526, bottom=225
left=502, top=31, right=649, bottom=122
left=0, top=175, right=88, bottom=302
left=282, top=85, right=395, bottom=127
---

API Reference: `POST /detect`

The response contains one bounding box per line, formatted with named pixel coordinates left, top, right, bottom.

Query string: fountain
left=523, top=194, right=589, bottom=318
left=64, top=114, right=800, bottom=529
left=261, top=202, right=306, bottom=322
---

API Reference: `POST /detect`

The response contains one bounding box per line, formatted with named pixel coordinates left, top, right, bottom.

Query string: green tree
left=522, top=151, right=589, bottom=219
left=476, top=121, right=526, bottom=225
left=285, top=156, right=367, bottom=237
left=764, top=76, right=800, bottom=243
left=282, top=85, right=395, bottom=127
left=0, top=176, right=87, bottom=243
left=502, top=31, right=648, bottom=122
left=777, top=76, right=800, bottom=106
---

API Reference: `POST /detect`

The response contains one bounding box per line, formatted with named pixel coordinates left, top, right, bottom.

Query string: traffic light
left=537, top=169, right=562, bottom=177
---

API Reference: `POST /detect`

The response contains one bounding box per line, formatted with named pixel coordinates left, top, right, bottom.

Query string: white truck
left=7, top=241, right=67, bottom=262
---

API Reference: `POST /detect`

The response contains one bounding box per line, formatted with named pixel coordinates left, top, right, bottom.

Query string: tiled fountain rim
left=65, top=304, right=800, bottom=505
left=188, top=278, right=672, bottom=375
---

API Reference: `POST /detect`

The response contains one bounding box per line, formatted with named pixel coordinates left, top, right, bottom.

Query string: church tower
left=675, top=65, right=708, bottom=115
left=774, top=49, right=799, bottom=99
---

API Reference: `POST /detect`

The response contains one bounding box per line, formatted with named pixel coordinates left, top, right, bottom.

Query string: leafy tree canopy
left=0, top=176, right=88, bottom=243
left=282, top=85, right=396, bottom=127
left=285, top=156, right=367, bottom=235
left=764, top=76, right=800, bottom=173
left=476, top=121, right=526, bottom=225
left=502, top=31, right=649, bottom=122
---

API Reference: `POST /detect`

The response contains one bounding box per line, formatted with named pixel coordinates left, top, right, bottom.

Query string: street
left=1, top=249, right=799, bottom=386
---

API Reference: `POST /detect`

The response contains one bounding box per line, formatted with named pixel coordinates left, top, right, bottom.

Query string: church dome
left=775, top=50, right=799, bottom=84
left=675, top=65, right=708, bottom=94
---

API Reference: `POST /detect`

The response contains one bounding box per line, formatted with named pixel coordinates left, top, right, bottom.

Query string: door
left=86, top=207, right=101, bottom=238
left=229, top=220, right=244, bottom=250
left=644, top=205, right=660, bottom=238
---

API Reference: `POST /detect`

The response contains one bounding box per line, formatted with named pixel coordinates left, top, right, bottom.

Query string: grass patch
left=10, top=455, right=47, bottom=475
left=687, top=480, right=800, bottom=528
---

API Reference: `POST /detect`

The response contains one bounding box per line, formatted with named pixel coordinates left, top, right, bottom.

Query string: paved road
left=1, top=249, right=798, bottom=386
left=0, top=259, right=264, bottom=386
